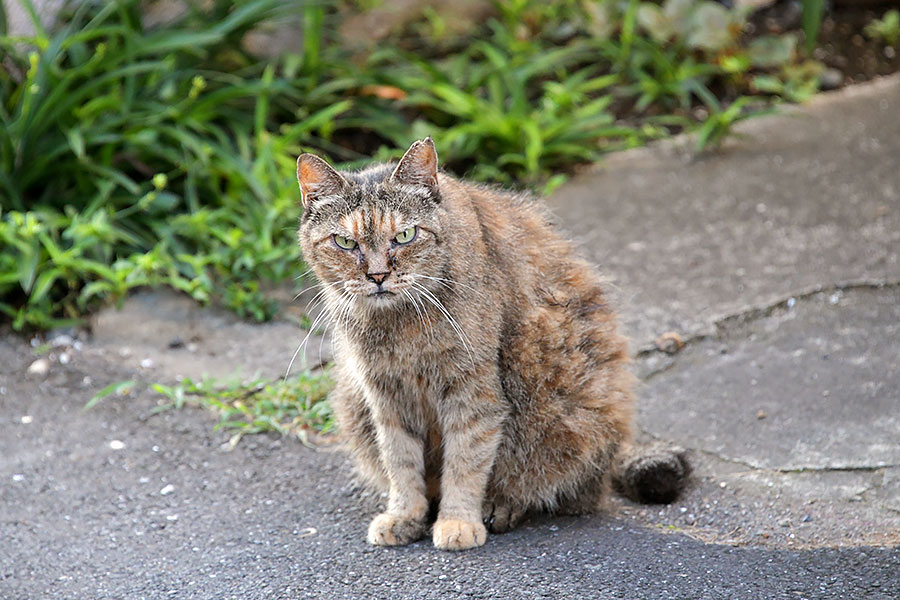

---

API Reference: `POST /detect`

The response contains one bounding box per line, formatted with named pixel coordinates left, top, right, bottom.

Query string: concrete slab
left=542, top=75, right=900, bottom=547
left=638, top=285, right=900, bottom=471
left=88, top=289, right=328, bottom=383
left=546, top=74, right=900, bottom=349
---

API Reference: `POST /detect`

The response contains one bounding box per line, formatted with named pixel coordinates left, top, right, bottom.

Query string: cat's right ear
left=296, top=154, right=348, bottom=210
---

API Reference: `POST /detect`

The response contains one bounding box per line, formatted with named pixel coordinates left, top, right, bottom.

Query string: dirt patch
left=753, top=0, right=900, bottom=85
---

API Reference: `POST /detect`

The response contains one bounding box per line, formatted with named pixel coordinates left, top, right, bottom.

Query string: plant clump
left=0, top=0, right=874, bottom=331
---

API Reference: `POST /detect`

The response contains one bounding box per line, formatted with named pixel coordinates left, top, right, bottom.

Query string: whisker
left=402, top=288, right=429, bottom=338
left=411, top=282, right=475, bottom=365
left=318, top=290, right=353, bottom=366
left=411, top=274, right=487, bottom=299
left=294, top=266, right=316, bottom=281
left=293, top=280, right=340, bottom=304
left=285, top=283, right=346, bottom=380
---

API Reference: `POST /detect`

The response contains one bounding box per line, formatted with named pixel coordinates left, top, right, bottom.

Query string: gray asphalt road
left=2, top=335, right=898, bottom=600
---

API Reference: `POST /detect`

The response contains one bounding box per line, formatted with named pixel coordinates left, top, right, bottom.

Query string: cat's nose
left=367, top=272, right=390, bottom=285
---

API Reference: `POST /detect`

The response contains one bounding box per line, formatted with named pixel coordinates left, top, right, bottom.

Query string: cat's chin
left=363, top=291, right=400, bottom=308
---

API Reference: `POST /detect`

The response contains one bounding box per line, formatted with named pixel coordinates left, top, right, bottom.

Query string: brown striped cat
left=296, top=138, right=689, bottom=551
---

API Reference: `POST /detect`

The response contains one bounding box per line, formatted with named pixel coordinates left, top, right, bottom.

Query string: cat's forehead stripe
left=339, top=207, right=401, bottom=240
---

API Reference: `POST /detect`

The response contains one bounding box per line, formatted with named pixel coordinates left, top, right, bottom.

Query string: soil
left=752, top=1, right=900, bottom=82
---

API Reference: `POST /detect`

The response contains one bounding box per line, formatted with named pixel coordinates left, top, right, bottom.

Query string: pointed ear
left=296, top=154, right=348, bottom=210
left=390, top=137, right=438, bottom=189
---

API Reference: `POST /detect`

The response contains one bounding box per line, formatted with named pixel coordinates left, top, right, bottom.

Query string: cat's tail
left=612, top=442, right=691, bottom=504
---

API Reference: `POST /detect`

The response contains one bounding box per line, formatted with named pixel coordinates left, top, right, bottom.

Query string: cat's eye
left=333, top=234, right=357, bottom=250
left=394, top=226, right=417, bottom=245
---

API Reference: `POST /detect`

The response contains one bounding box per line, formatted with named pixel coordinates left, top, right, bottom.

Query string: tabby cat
left=296, top=138, right=688, bottom=551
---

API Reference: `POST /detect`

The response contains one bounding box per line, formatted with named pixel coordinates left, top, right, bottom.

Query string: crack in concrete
left=654, top=433, right=900, bottom=477
left=634, top=278, right=900, bottom=361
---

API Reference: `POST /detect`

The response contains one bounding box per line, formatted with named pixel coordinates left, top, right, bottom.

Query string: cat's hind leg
left=482, top=497, right=528, bottom=533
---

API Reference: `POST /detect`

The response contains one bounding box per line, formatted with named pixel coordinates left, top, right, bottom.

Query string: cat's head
left=296, top=138, right=448, bottom=310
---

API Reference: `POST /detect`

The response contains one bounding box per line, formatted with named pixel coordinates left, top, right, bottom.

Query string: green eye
left=333, top=234, right=357, bottom=250
left=394, top=226, right=417, bottom=245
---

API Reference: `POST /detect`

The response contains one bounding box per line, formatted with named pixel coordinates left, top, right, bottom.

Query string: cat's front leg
left=433, top=382, right=505, bottom=551
left=366, top=402, right=429, bottom=547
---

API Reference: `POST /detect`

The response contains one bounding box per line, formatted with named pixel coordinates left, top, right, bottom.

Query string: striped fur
left=297, top=139, right=687, bottom=551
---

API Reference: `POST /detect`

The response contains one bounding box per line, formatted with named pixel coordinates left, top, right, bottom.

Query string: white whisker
left=411, top=282, right=475, bottom=364
left=402, top=288, right=430, bottom=339
left=412, top=274, right=487, bottom=299
left=285, top=282, right=347, bottom=380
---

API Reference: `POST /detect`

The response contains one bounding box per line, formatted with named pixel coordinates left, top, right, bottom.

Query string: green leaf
left=801, top=0, right=825, bottom=53
left=84, top=380, right=136, bottom=411
left=748, top=34, right=798, bottom=68
left=65, top=128, right=86, bottom=160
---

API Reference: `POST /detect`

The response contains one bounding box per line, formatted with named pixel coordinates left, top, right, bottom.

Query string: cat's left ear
left=390, top=137, right=439, bottom=191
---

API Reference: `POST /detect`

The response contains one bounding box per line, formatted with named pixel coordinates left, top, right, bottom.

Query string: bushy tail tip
left=614, top=443, right=691, bottom=504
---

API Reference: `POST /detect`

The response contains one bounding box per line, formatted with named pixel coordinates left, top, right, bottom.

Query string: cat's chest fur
left=335, top=303, right=493, bottom=410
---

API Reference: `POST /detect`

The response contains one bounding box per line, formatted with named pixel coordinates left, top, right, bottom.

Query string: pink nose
left=367, top=272, right=390, bottom=285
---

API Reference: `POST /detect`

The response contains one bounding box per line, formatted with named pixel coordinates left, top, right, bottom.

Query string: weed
left=801, top=0, right=826, bottom=53
left=694, top=96, right=770, bottom=151
left=2, top=0, right=830, bottom=330
left=865, top=9, right=900, bottom=47
left=86, top=371, right=334, bottom=446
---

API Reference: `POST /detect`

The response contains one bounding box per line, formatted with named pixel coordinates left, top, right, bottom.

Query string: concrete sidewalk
left=2, top=75, right=899, bottom=598
left=546, top=73, right=900, bottom=549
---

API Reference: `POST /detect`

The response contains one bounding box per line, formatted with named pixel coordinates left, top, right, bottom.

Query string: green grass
left=87, top=371, right=335, bottom=445
left=1, top=0, right=826, bottom=334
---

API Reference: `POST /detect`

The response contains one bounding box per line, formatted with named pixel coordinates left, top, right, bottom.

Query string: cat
left=296, top=138, right=689, bottom=551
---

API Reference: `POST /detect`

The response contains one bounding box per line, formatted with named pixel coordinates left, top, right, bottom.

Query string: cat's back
left=451, top=178, right=629, bottom=395
left=450, top=178, right=610, bottom=310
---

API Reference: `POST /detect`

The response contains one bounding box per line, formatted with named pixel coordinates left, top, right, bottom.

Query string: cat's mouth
left=368, top=290, right=395, bottom=299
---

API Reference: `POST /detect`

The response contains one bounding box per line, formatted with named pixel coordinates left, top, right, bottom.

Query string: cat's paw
left=432, top=518, right=487, bottom=551
left=484, top=502, right=526, bottom=534
left=367, top=513, right=427, bottom=546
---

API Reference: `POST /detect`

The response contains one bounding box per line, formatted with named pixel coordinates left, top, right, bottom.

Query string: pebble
left=59, top=352, right=71, bottom=365
left=109, top=440, right=126, bottom=450
left=140, top=358, right=154, bottom=369
left=655, top=331, right=685, bottom=354
left=27, top=358, right=50, bottom=376
left=160, top=484, right=175, bottom=496
left=21, top=415, right=33, bottom=424
left=12, top=474, right=25, bottom=482
left=51, top=334, right=74, bottom=348
left=819, top=68, right=844, bottom=91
